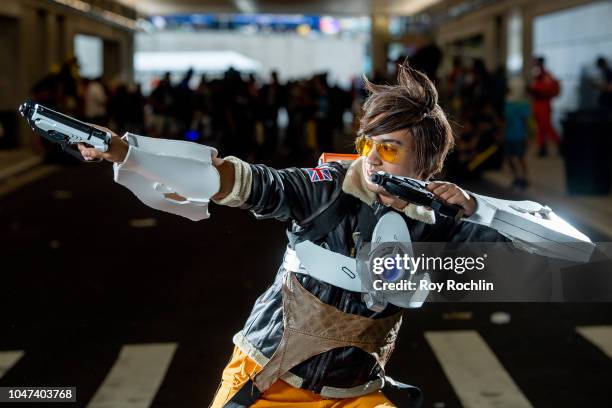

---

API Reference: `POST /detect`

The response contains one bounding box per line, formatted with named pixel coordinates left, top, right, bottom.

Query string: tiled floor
left=0, top=148, right=57, bottom=198
left=0, top=148, right=43, bottom=180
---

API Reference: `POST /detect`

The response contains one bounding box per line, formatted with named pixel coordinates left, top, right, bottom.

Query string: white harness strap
left=282, top=212, right=430, bottom=309
left=284, top=242, right=363, bottom=292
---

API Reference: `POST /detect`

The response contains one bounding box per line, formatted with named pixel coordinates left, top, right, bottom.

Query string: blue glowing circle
left=382, top=261, right=403, bottom=282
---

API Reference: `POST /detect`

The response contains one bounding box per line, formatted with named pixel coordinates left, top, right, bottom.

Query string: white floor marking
left=87, top=343, right=177, bottom=408
left=425, top=330, right=532, bottom=408
left=0, top=350, right=24, bottom=378
left=576, top=325, right=612, bottom=358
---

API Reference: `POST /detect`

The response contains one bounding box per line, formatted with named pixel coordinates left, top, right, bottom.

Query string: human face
left=360, top=129, right=420, bottom=196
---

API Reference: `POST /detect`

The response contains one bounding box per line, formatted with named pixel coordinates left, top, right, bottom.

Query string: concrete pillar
left=33, top=8, right=49, bottom=81
left=2, top=0, right=136, bottom=148
left=103, top=39, right=121, bottom=81
left=0, top=14, right=21, bottom=148
left=370, top=14, right=390, bottom=78
left=482, top=19, right=497, bottom=71
left=62, top=16, right=75, bottom=61
left=0, top=16, right=20, bottom=111
left=495, top=13, right=507, bottom=70
left=124, top=33, right=134, bottom=82
left=56, top=14, right=67, bottom=64
left=521, top=6, right=535, bottom=81
left=17, top=6, right=39, bottom=147
left=45, top=11, right=60, bottom=70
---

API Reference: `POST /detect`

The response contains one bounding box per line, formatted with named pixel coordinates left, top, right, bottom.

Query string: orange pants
left=209, top=347, right=396, bottom=408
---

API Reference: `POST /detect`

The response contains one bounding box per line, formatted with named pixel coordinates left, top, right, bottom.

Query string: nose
left=365, top=144, right=382, bottom=166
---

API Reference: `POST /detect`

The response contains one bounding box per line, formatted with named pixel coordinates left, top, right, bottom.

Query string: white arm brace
left=113, top=133, right=220, bottom=221
left=464, top=193, right=594, bottom=263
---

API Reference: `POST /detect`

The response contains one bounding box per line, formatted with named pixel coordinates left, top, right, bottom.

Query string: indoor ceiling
left=113, top=0, right=443, bottom=16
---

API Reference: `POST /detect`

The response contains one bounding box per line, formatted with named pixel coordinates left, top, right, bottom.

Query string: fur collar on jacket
left=341, top=156, right=436, bottom=225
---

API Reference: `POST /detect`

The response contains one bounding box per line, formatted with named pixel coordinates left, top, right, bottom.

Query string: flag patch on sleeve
left=306, top=167, right=333, bottom=182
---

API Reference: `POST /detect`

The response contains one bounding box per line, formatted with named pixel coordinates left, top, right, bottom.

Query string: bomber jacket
left=213, top=156, right=507, bottom=397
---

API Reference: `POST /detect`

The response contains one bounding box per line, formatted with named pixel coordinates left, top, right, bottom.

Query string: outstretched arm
left=78, top=124, right=348, bottom=224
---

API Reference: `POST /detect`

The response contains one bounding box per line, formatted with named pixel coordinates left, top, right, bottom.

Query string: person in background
left=259, top=71, right=285, bottom=160
left=174, top=68, right=196, bottom=137
left=313, top=73, right=332, bottom=154
left=125, top=82, right=146, bottom=135
left=149, top=72, right=175, bottom=138
left=445, top=56, right=465, bottom=117
left=528, top=57, right=561, bottom=157
left=84, top=77, right=108, bottom=125
left=594, top=56, right=612, bottom=110
left=504, top=77, right=531, bottom=191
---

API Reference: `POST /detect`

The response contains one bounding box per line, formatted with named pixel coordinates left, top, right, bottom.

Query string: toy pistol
left=18, top=101, right=111, bottom=161
left=370, top=171, right=464, bottom=219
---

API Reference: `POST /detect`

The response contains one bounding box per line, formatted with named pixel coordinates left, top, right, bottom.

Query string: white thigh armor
left=113, top=133, right=220, bottom=221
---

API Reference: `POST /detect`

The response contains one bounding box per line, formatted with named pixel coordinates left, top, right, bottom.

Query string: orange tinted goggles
left=355, top=136, right=403, bottom=164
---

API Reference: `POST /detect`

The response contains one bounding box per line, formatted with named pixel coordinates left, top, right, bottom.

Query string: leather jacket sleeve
left=244, top=162, right=346, bottom=224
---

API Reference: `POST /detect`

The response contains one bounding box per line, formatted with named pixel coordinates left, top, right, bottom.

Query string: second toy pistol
left=18, top=101, right=111, bottom=161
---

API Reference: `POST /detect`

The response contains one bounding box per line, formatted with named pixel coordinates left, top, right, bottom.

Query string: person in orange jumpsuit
left=528, top=57, right=561, bottom=157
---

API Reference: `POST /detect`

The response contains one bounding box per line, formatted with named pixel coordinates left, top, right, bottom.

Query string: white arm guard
left=113, top=133, right=220, bottom=221
left=464, top=193, right=595, bottom=262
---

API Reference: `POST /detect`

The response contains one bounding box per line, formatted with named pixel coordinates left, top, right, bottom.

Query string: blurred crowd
left=30, top=59, right=358, bottom=165
left=439, top=56, right=509, bottom=184
left=29, top=51, right=612, bottom=190
left=439, top=53, right=612, bottom=190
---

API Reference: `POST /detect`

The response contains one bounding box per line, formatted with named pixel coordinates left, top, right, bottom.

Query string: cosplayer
left=528, top=57, right=561, bottom=157
left=21, top=63, right=592, bottom=408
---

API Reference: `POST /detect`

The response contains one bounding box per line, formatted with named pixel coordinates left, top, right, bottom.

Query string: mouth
left=364, top=167, right=380, bottom=184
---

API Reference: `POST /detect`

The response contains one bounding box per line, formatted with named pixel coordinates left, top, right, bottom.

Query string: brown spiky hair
left=358, top=62, right=454, bottom=179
